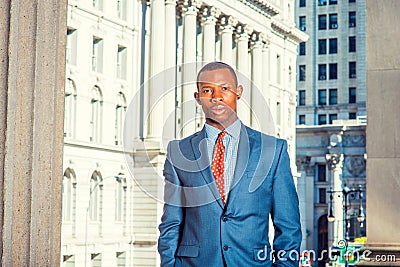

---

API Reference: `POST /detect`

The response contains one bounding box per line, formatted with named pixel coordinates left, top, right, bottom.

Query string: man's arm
left=271, top=140, right=302, bottom=267
left=158, top=142, right=185, bottom=267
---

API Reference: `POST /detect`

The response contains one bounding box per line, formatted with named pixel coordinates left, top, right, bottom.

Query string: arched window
left=64, top=79, right=77, bottom=138
left=90, top=86, right=103, bottom=143
left=62, top=168, right=76, bottom=221
left=115, top=173, right=127, bottom=221
left=89, top=171, right=102, bottom=221
left=115, top=92, right=127, bottom=145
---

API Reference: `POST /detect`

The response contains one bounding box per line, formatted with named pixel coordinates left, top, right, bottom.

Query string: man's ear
left=236, top=85, right=243, bottom=100
left=194, top=92, right=201, bottom=105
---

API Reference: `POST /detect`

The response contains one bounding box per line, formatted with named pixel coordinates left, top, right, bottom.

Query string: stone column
left=0, top=0, right=66, bottom=266
left=250, top=32, right=264, bottom=128
left=201, top=6, right=220, bottom=62
left=181, top=0, right=199, bottom=137
left=219, top=15, right=237, bottom=65
left=296, top=156, right=312, bottom=252
left=326, top=153, right=344, bottom=246
left=357, top=0, right=400, bottom=265
left=163, top=0, right=178, bottom=145
left=236, top=24, right=252, bottom=125
left=148, top=0, right=165, bottom=140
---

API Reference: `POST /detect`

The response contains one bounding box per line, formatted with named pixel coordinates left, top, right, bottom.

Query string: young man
left=158, top=62, right=301, bottom=266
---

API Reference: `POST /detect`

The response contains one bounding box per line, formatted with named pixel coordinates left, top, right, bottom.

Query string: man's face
left=194, top=68, right=243, bottom=130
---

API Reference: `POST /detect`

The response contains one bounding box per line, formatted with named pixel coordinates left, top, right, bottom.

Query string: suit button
left=223, top=245, right=229, bottom=251
left=222, top=216, right=228, bottom=222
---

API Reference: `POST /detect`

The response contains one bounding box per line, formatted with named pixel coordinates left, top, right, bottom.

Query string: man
left=158, top=62, right=301, bottom=266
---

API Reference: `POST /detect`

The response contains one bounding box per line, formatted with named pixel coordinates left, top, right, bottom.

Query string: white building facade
left=61, top=0, right=306, bottom=266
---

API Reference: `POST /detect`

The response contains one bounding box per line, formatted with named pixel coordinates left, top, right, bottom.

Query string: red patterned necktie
left=212, top=131, right=227, bottom=205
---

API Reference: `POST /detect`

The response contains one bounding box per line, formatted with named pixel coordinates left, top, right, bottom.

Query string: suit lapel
left=190, top=128, right=224, bottom=209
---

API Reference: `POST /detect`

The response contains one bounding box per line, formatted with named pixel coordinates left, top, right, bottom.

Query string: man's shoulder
left=243, top=126, right=287, bottom=148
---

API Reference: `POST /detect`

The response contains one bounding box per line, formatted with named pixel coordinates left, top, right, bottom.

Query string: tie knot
left=218, top=131, right=227, bottom=140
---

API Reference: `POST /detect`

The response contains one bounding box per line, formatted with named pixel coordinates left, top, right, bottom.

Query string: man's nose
left=211, top=89, right=223, bottom=103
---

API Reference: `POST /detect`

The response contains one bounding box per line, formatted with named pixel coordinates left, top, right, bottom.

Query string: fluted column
left=163, top=0, right=177, bottom=144
left=148, top=0, right=165, bottom=140
left=219, top=15, right=237, bottom=65
left=0, top=0, right=66, bottom=265
left=181, top=0, right=199, bottom=137
left=236, top=24, right=252, bottom=125
left=201, top=6, right=220, bottom=62
left=250, top=32, right=264, bottom=128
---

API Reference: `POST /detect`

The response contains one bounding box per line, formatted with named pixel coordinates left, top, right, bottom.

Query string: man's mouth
left=210, top=105, right=227, bottom=115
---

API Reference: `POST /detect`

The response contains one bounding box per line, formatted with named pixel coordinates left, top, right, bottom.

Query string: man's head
left=194, top=61, right=243, bottom=130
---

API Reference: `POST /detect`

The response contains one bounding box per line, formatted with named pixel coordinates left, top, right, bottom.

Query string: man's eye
left=202, top=89, right=211, bottom=94
left=222, top=87, right=229, bottom=91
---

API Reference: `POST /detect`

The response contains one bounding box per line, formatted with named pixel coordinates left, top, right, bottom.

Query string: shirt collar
left=204, top=119, right=241, bottom=140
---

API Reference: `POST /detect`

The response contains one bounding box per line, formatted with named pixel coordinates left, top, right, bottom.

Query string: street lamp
left=327, top=185, right=365, bottom=267
left=84, top=174, right=124, bottom=267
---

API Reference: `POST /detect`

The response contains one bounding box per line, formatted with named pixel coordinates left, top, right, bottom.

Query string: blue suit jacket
left=158, top=124, right=301, bottom=266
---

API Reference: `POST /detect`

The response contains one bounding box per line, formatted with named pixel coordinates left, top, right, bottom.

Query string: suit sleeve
left=271, top=140, right=302, bottom=267
left=158, top=142, right=185, bottom=267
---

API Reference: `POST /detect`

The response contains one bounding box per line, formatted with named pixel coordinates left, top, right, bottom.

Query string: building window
left=117, top=252, right=126, bottom=267
left=349, top=62, right=357, bottom=78
left=92, top=37, right=104, bottom=73
left=90, top=86, right=103, bottom=143
left=318, top=0, right=327, bottom=6
left=329, top=89, right=338, bottom=105
left=318, top=39, right=327, bottom=54
left=117, top=0, right=127, bottom=20
left=299, top=42, right=306, bottom=55
left=299, top=16, right=306, bottom=31
left=317, top=164, right=326, bottom=181
left=288, top=66, right=292, bottom=84
left=117, top=45, right=127, bottom=80
left=115, top=92, right=126, bottom=145
left=299, top=115, right=306, bottom=125
left=349, top=36, right=356, bottom=52
left=299, top=90, right=306, bottom=106
left=329, top=0, right=337, bottom=5
left=91, top=253, right=102, bottom=267
left=329, top=38, right=338, bottom=54
left=329, top=64, right=338, bottom=80
left=62, top=168, right=76, bottom=221
left=349, top=12, right=356, bottom=27
left=66, top=28, right=77, bottom=65
left=276, top=55, right=281, bottom=84
left=89, top=171, right=102, bottom=221
left=299, top=0, right=306, bottom=7
left=318, top=114, right=327, bottom=125
left=115, top=176, right=126, bottom=221
left=318, top=15, right=327, bottom=30
left=329, top=14, right=338, bottom=29
left=318, top=64, right=327, bottom=80
left=349, top=0, right=356, bottom=2
left=349, top=87, right=357, bottom=103
left=299, top=65, right=306, bottom=81
left=318, top=89, right=327, bottom=106
left=329, top=114, right=338, bottom=124
left=92, top=0, right=103, bottom=10
left=349, top=112, right=357, bottom=119
left=319, top=188, right=327, bottom=203
left=64, top=79, right=77, bottom=138
left=276, top=102, right=281, bottom=126
left=62, top=255, right=76, bottom=266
